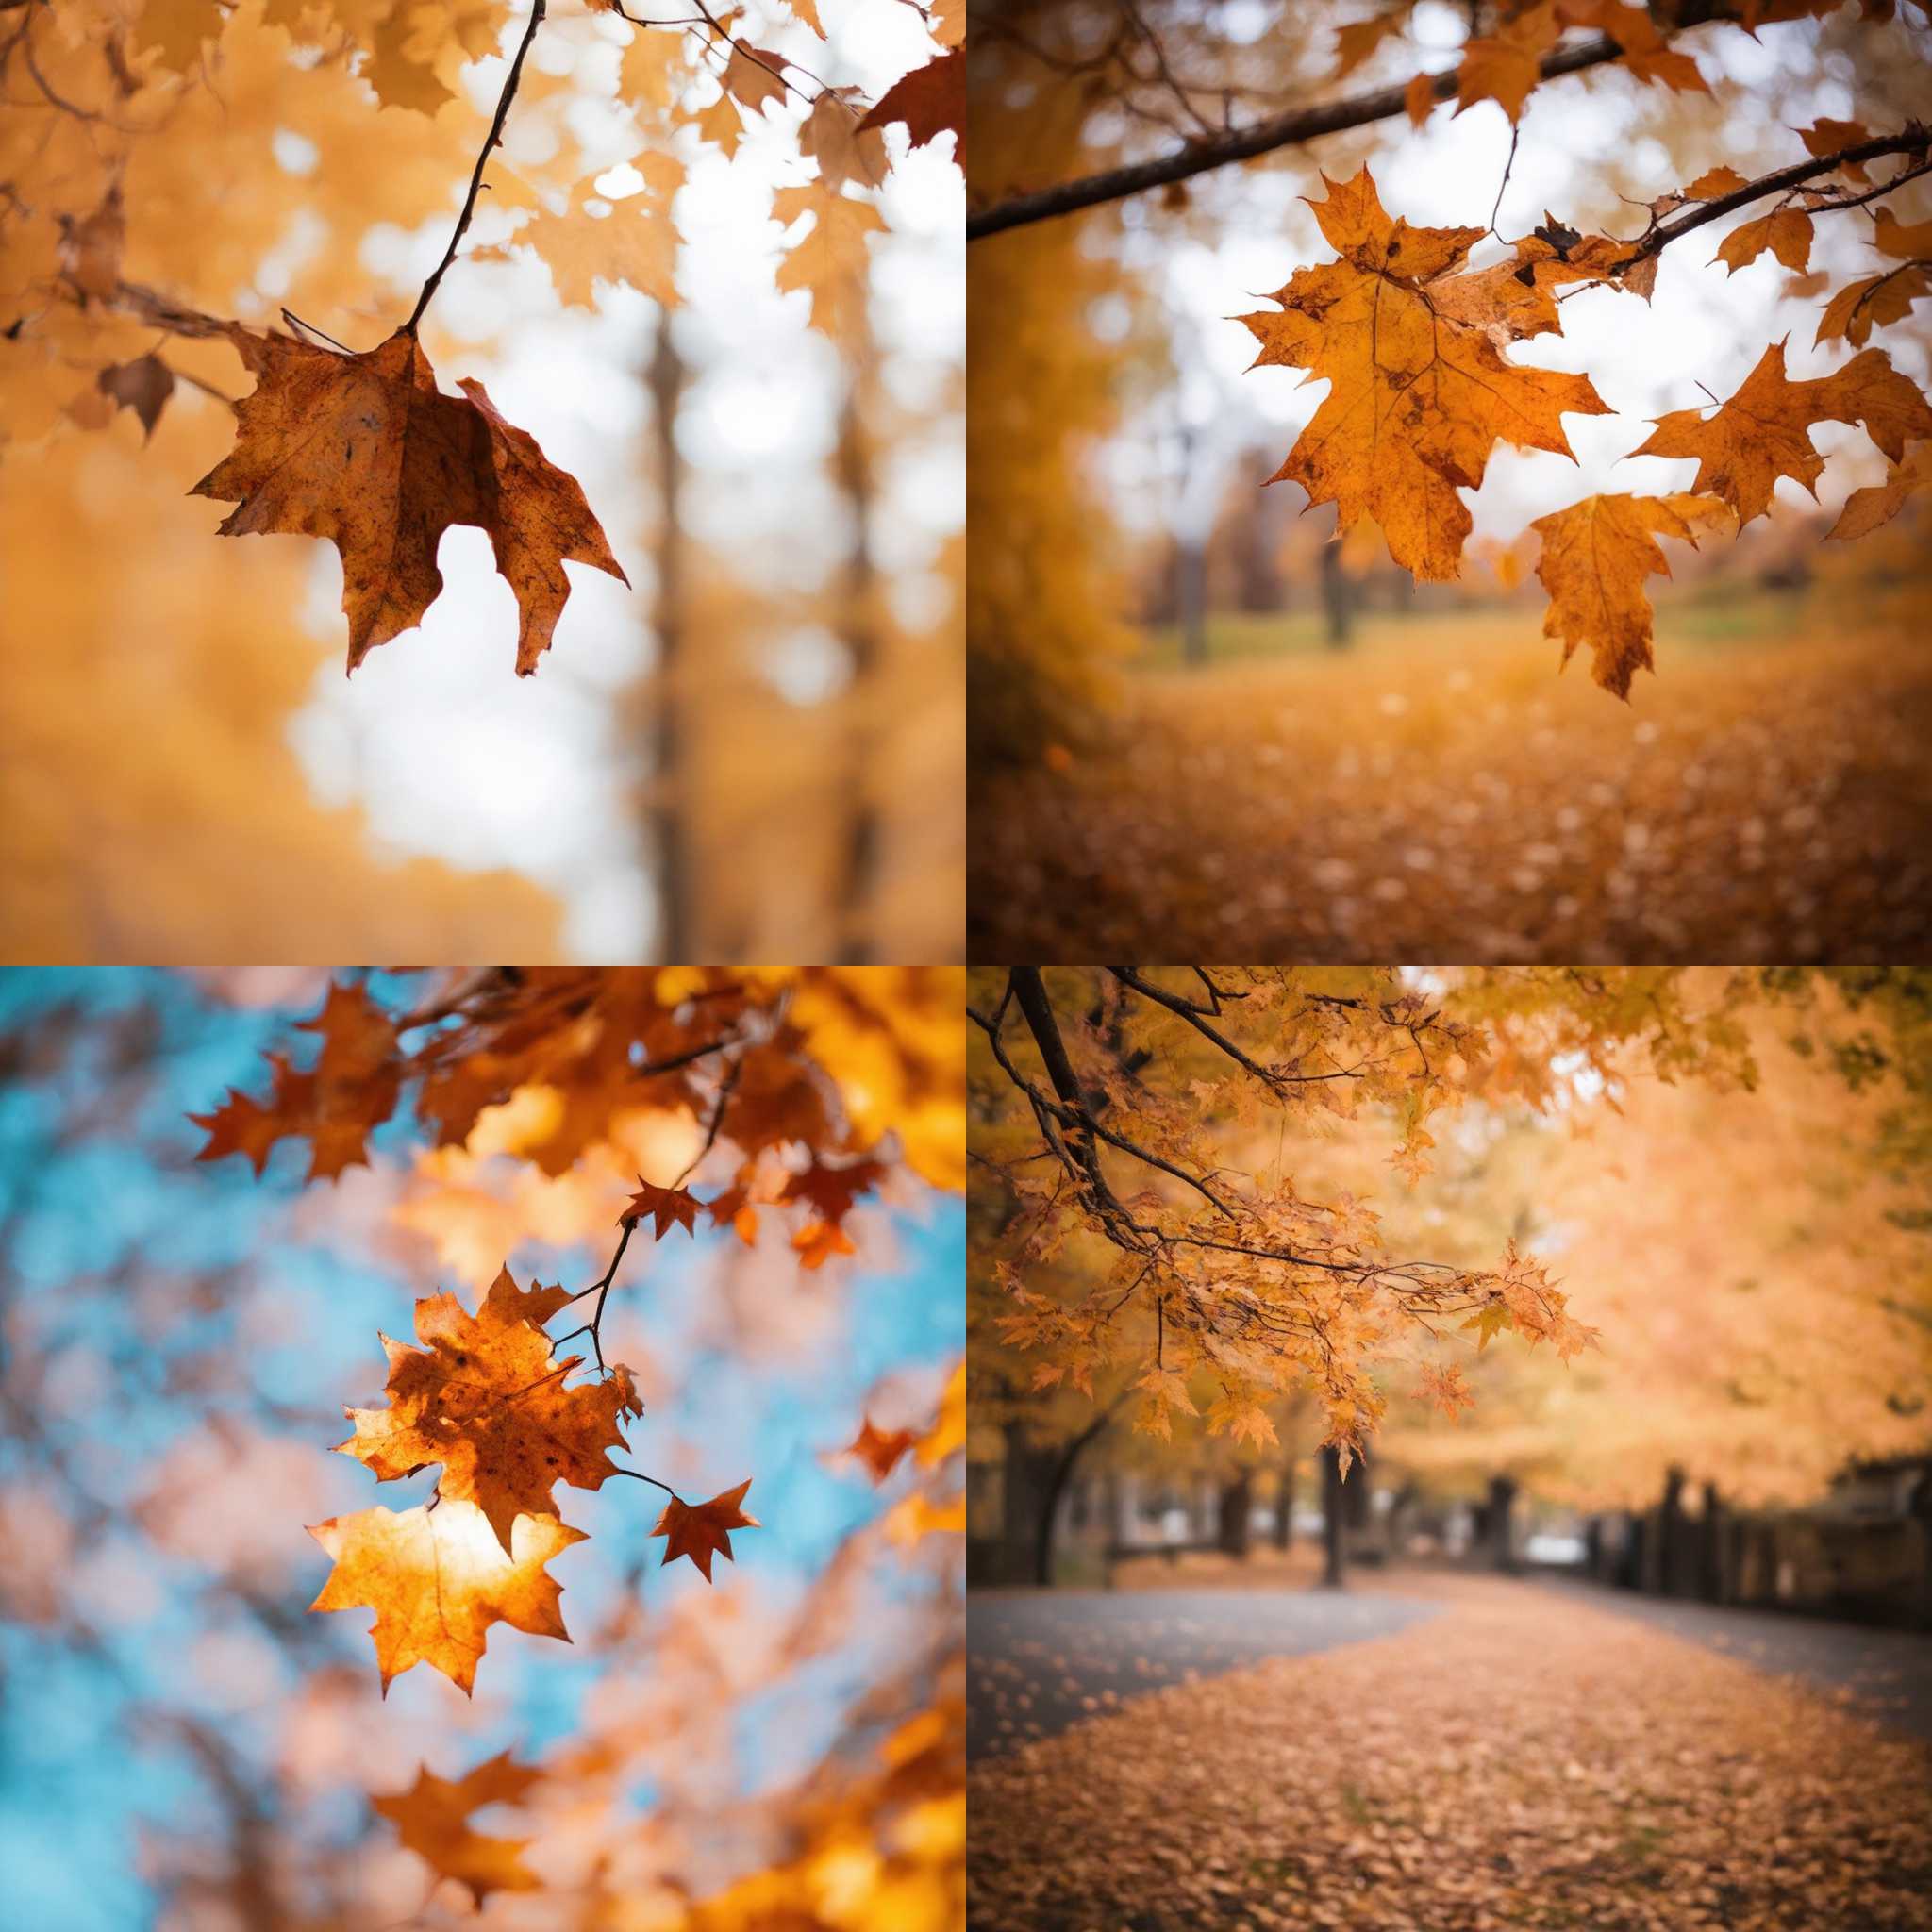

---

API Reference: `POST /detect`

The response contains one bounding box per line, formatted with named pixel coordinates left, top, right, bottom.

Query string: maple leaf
left=518, top=152, right=685, bottom=310
left=191, top=979, right=401, bottom=1182
left=725, top=40, right=789, bottom=114
left=1681, top=165, right=1748, bottom=199
left=308, top=1501, right=586, bottom=1694
left=651, top=1479, right=759, bottom=1583
left=374, top=1752, right=543, bottom=1907
left=1828, top=443, right=1932, bottom=541
left=624, top=1176, right=702, bottom=1240
left=792, top=1219, right=858, bottom=1270
left=801, top=90, right=888, bottom=195
left=1461, top=1301, right=1513, bottom=1352
left=1133, top=1366, right=1199, bottom=1441
left=338, top=1264, right=630, bottom=1554
left=1206, top=1393, right=1280, bottom=1452
left=1530, top=491, right=1726, bottom=698
left=1714, top=208, right=1813, bottom=275
left=1632, top=341, right=1932, bottom=525
left=1455, top=3, right=1558, bottom=124
left=192, top=324, right=628, bottom=675
left=775, top=183, right=887, bottom=340
left=1241, top=168, right=1608, bottom=581
left=858, top=47, right=965, bottom=165
left=1814, top=266, right=1929, bottom=349
left=842, top=1417, right=919, bottom=1484
left=1414, top=1360, right=1475, bottom=1422
left=783, top=1156, right=886, bottom=1225
left=1798, top=116, right=1872, bottom=182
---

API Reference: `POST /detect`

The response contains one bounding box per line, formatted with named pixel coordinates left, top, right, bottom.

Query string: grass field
left=969, top=586, right=1932, bottom=962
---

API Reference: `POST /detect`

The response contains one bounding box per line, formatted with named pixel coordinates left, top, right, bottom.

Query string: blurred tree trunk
left=1319, top=1443, right=1346, bottom=1589
left=648, top=315, right=694, bottom=962
left=1176, top=540, right=1208, bottom=664
left=833, top=342, right=881, bottom=963
left=1643, top=1466, right=1685, bottom=1595
left=1274, top=1453, right=1294, bottom=1550
left=1701, top=1482, right=1727, bottom=1603
left=1486, top=1474, right=1518, bottom=1573
left=1217, top=1470, right=1253, bottom=1558
left=997, top=1421, right=1057, bottom=1588
left=1321, top=538, right=1353, bottom=647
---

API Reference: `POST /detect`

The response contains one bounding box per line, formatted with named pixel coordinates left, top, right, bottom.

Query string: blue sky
left=0, top=968, right=963, bottom=1929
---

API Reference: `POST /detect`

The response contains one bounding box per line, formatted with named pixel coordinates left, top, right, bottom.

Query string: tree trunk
left=1321, top=538, right=1353, bottom=647
left=1178, top=541, right=1208, bottom=664
left=1701, top=1482, right=1725, bottom=1604
left=997, top=1422, right=1057, bottom=1589
left=1319, top=1443, right=1346, bottom=1589
left=647, top=317, right=693, bottom=961
left=1217, top=1471, right=1254, bottom=1558
left=1274, top=1454, right=1294, bottom=1551
left=832, top=352, right=881, bottom=962
left=1642, top=1467, right=1684, bottom=1596
left=1486, top=1474, right=1518, bottom=1574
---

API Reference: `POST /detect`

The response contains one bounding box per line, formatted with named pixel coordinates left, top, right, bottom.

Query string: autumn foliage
left=1, top=969, right=966, bottom=1928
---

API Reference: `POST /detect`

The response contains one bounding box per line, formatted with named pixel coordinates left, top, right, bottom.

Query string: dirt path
left=969, top=1574, right=1932, bottom=1931
left=970, top=603, right=1932, bottom=962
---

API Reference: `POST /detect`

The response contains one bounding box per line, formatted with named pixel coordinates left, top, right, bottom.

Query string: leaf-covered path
left=969, top=600, right=1932, bottom=964
left=970, top=1584, right=1442, bottom=1760
left=968, top=1574, right=1932, bottom=1931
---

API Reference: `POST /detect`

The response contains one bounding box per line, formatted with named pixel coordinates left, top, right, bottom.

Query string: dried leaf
left=192, top=325, right=627, bottom=675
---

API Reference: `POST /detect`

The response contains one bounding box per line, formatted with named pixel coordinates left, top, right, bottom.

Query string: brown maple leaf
left=1241, top=168, right=1609, bottom=581
left=191, top=979, right=399, bottom=1181
left=858, top=47, right=964, bottom=166
left=1530, top=491, right=1727, bottom=699
left=781, top=1156, right=886, bottom=1225
left=652, top=1478, right=759, bottom=1583
left=842, top=1417, right=918, bottom=1484
left=624, top=1176, right=702, bottom=1240
left=338, top=1265, right=631, bottom=1554
left=374, top=1752, right=543, bottom=1907
left=1631, top=341, right=1932, bottom=525
left=308, top=1500, right=586, bottom=1693
left=192, top=324, right=627, bottom=675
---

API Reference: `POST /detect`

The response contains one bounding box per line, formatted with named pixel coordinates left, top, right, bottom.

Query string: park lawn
left=967, top=1574, right=1932, bottom=1932
left=969, top=589, right=1932, bottom=962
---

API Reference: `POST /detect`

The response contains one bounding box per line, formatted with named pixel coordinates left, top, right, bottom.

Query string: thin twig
left=405, top=0, right=546, bottom=335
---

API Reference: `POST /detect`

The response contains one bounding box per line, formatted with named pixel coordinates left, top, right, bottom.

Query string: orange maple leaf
left=1828, top=443, right=1932, bottom=541
left=308, top=1500, right=586, bottom=1693
left=1241, top=168, right=1608, bottom=581
left=842, top=1417, right=918, bottom=1484
left=337, top=1264, right=632, bottom=1554
left=1632, top=341, right=1932, bottom=525
left=792, top=1219, right=858, bottom=1270
left=651, top=1479, right=759, bottom=1583
left=374, top=1751, right=542, bottom=1907
left=624, top=1176, right=703, bottom=1239
left=192, top=324, right=627, bottom=675
left=1530, top=491, right=1728, bottom=698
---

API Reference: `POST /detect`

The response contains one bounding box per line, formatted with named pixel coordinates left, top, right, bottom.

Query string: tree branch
left=1620, top=127, right=1932, bottom=271
left=966, top=1, right=1740, bottom=242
